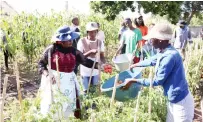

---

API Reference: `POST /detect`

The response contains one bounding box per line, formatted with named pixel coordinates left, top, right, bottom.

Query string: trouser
left=176, top=48, right=186, bottom=61
left=81, top=75, right=99, bottom=93
left=166, top=92, right=194, bottom=122
left=121, top=44, right=126, bottom=54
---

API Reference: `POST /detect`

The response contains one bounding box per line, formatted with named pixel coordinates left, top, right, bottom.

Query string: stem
left=134, top=91, right=141, bottom=122
left=110, top=74, right=119, bottom=108
left=55, top=55, right=60, bottom=89
left=0, top=74, right=8, bottom=122
left=148, top=67, right=153, bottom=116
left=15, top=60, right=25, bottom=121
left=48, top=50, right=54, bottom=103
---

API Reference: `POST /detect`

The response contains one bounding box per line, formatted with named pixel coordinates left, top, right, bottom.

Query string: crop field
left=0, top=11, right=203, bottom=122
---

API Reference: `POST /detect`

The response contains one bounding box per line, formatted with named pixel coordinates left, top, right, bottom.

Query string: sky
left=4, top=0, right=91, bottom=14
left=4, top=0, right=151, bottom=19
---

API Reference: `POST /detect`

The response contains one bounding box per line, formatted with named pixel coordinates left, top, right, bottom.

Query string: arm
left=38, top=45, right=53, bottom=74
left=100, top=41, right=106, bottom=64
left=134, top=54, right=158, bottom=67
left=136, top=54, right=175, bottom=86
left=115, top=34, right=125, bottom=56
left=76, top=50, right=99, bottom=69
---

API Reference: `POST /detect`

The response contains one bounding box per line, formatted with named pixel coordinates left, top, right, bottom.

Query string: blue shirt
left=135, top=45, right=189, bottom=103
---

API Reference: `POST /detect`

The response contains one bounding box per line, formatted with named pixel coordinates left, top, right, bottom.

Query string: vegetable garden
left=0, top=11, right=203, bottom=122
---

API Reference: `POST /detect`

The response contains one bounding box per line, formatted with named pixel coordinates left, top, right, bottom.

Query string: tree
left=90, top=1, right=203, bottom=25
left=182, top=1, right=203, bottom=24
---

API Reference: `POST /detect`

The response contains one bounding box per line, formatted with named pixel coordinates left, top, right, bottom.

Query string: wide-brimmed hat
left=51, top=25, right=79, bottom=42
left=177, top=20, right=186, bottom=26
left=143, top=23, right=173, bottom=40
left=86, top=22, right=98, bottom=31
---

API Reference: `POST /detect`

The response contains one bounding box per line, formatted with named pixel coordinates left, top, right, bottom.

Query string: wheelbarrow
left=101, top=67, right=144, bottom=102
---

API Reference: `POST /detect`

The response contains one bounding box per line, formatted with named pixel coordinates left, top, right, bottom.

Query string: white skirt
left=39, top=70, right=80, bottom=119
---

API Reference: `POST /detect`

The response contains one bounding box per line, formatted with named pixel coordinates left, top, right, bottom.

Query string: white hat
left=143, top=23, right=173, bottom=40
left=86, top=22, right=98, bottom=31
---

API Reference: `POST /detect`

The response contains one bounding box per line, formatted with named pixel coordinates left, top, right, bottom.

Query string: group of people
left=1, top=14, right=195, bottom=121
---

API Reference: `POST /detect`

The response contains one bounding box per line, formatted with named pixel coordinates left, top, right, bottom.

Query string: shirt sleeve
left=77, top=39, right=84, bottom=52
left=100, top=40, right=105, bottom=52
left=38, top=45, right=54, bottom=74
left=135, top=54, right=158, bottom=67
left=76, top=50, right=98, bottom=69
left=120, top=33, right=126, bottom=44
left=136, top=54, right=175, bottom=86
left=137, top=29, right=143, bottom=41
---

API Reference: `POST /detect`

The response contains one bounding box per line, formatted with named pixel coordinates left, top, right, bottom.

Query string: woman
left=77, top=22, right=106, bottom=94
left=122, top=23, right=194, bottom=122
left=134, top=14, right=148, bottom=60
left=115, top=18, right=142, bottom=64
left=38, top=25, right=107, bottom=119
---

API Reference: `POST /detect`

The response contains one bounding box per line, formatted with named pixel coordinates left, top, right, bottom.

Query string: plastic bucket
left=101, top=67, right=144, bottom=102
left=112, top=54, right=133, bottom=72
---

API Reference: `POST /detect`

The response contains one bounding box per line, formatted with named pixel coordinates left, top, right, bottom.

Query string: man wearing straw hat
left=173, top=20, right=192, bottom=61
left=122, top=23, right=194, bottom=122
left=77, top=22, right=106, bottom=94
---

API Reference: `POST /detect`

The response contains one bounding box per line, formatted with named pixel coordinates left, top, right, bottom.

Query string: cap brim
left=87, top=27, right=98, bottom=31
left=51, top=32, right=80, bottom=42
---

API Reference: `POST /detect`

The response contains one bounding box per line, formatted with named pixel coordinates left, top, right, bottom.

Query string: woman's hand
left=43, top=70, right=56, bottom=84
left=121, top=78, right=136, bottom=90
left=90, top=49, right=98, bottom=55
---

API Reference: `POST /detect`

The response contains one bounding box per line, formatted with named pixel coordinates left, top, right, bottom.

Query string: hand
left=43, top=70, right=49, bottom=77
left=129, top=64, right=137, bottom=72
left=113, top=53, right=118, bottom=59
left=43, top=70, right=56, bottom=84
left=90, top=49, right=98, bottom=54
left=121, top=78, right=136, bottom=90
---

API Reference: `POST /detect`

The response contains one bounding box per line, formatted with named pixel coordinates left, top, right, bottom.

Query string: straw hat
left=51, top=25, right=79, bottom=42
left=143, top=23, right=173, bottom=40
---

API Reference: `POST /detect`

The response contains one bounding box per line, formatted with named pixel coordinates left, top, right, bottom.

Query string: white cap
left=86, top=22, right=98, bottom=31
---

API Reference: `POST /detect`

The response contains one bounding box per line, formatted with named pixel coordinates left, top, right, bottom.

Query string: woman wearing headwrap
left=38, top=25, right=108, bottom=119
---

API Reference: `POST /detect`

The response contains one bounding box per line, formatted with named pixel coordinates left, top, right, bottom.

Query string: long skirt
left=39, top=70, right=81, bottom=119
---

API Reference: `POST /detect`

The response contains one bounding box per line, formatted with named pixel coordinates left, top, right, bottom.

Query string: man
left=70, top=17, right=81, bottom=74
left=0, top=28, right=11, bottom=71
left=96, top=22, right=105, bottom=43
left=115, top=18, right=142, bottom=64
left=123, top=23, right=194, bottom=122
left=118, top=20, right=128, bottom=54
left=173, top=20, right=191, bottom=60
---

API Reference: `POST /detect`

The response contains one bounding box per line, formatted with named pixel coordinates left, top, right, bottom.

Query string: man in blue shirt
left=122, top=23, right=194, bottom=122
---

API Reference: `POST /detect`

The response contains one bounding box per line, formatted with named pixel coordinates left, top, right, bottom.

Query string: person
left=0, top=28, right=12, bottom=71
left=199, top=28, right=203, bottom=40
left=142, top=23, right=157, bottom=58
left=173, top=20, right=191, bottom=61
left=77, top=22, right=106, bottom=94
left=118, top=20, right=128, bottom=54
left=134, top=14, right=148, bottom=60
left=70, top=17, right=81, bottom=74
left=96, top=22, right=105, bottom=43
left=115, top=18, right=142, bottom=64
left=122, top=23, right=194, bottom=122
left=38, top=25, right=108, bottom=119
